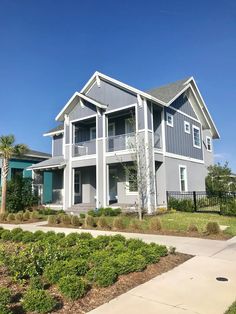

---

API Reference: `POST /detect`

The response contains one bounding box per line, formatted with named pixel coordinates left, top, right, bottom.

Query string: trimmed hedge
left=168, top=197, right=194, bottom=212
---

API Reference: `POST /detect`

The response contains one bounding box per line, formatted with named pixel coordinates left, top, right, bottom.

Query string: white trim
left=184, top=121, right=191, bottom=134
left=105, top=149, right=135, bottom=157
left=166, top=112, right=174, bottom=127
left=103, top=113, right=107, bottom=206
left=29, top=164, right=65, bottom=170
left=71, top=154, right=96, bottom=161
left=161, top=109, right=166, bottom=154
left=179, top=165, right=188, bottom=192
left=168, top=105, right=200, bottom=123
left=151, top=102, right=157, bottom=207
left=105, top=103, right=136, bottom=115
left=85, top=80, right=97, bottom=95
left=95, top=114, right=99, bottom=208
left=43, top=129, right=64, bottom=137
left=69, top=119, right=72, bottom=207
left=165, top=152, right=204, bottom=164
left=192, top=125, right=201, bottom=149
left=70, top=114, right=97, bottom=124
left=206, top=136, right=212, bottom=152
left=125, top=168, right=138, bottom=195
left=137, top=94, right=143, bottom=107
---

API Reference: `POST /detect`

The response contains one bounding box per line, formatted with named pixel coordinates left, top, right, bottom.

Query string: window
left=126, top=168, right=138, bottom=194
left=90, top=127, right=96, bottom=140
left=179, top=166, right=187, bottom=192
left=192, top=125, right=201, bottom=148
left=11, top=168, right=23, bottom=180
left=184, top=121, right=190, bottom=134
left=166, top=113, right=174, bottom=127
left=206, top=136, right=212, bottom=152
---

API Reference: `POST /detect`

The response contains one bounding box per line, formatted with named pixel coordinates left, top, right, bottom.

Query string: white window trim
left=206, top=136, right=212, bottom=152
left=126, top=169, right=138, bottom=195
left=90, top=126, right=96, bottom=140
left=192, top=125, right=201, bottom=149
left=179, top=165, right=188, bottom=192
left=184, top=121, right=190, bottom=134
left=166, top=112, right=174, bottom=127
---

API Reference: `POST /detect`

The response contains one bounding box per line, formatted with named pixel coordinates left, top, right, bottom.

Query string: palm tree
left=0, top=135, right=28, bottom=213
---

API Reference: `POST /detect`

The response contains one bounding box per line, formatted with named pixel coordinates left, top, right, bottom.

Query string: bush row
left=0, top=210, right=40, bottom=223
left=87, top=207, right=122, bottom=217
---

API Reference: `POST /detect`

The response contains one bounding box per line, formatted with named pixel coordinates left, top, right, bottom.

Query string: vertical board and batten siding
left=69, top=101, right=97, bottom=121
left=170, top=93, right=198, bottom=119
left=86, top=79, right=137, bottom=112
left=147, top=101, right=152, bottom=130
left=165, top=108, right=203, bottom=160
left=53, top=134, right=63, bottom=156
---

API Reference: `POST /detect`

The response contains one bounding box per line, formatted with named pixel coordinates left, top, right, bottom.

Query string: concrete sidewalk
left=1, top=221, right=236, bottom=314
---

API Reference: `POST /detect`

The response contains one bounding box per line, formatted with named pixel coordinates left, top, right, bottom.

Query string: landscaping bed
left=0, top=227, right=190, bottom=314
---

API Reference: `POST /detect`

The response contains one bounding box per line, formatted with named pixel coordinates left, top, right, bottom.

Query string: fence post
left=166, top=191, right=169, bottom=208
left=193, top=191, right=197, bottom=212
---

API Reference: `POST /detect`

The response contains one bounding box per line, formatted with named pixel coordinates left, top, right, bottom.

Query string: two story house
left=30, top=72, right=220, bottom=213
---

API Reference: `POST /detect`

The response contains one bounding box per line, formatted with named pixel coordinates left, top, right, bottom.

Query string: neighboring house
left=29, top=72, right=220, bottom=213
left=0, top=149, right=52, bottom=203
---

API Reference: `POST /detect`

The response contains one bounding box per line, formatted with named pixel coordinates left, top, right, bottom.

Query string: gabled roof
left=44, top=124, right=64, bottom=137
left=146, top=77, right=191, bottom=103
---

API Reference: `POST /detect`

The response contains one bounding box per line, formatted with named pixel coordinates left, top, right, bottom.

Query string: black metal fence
left=166, top=191, right=236, bottom=213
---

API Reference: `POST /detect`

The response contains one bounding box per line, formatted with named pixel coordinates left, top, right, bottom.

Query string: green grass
left=225, top=301, right=236, bottom=314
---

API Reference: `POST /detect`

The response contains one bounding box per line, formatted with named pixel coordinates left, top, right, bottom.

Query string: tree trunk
left=1, top=158, right=9, bottom=214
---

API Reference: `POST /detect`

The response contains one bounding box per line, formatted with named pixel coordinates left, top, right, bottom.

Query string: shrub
left=7, top=213, right=15, bottom=222
left=43, top=261, right=66, bottom=284
left=97, top=217, right=110, bottom=229
left=149, top=217, right=162, bottom=231
left=112, top=217, right=125, bottom=230
left=129, top=219, right=143, bottom=231
left=11, top=227, right=23, bottom=236
left=0, top=213, right=7, bottom=222
left=15, top=212, right=23, bottom=222
left=80, top=213, right=85, bottom=219
left=220, top=199, right=236, bottom=216
left=22, top=289, right=56, bottom=314
left=0, top=304, right=11, bottom=314
left=23, top=210, right=30, bottom=220
left=0, top=286, right=11, bottom=306
left=169, top=246, right=176, bottom=254
left=34, top=230, right=45, bottom=241
left=66, top=258, right=89, bottom=276
left=206, top=222, right=220, bottom=234
left=1, top=230, right=12, bottom=241
left=168, top=197, right=194, bottom=212
left=29, top=276, right=44, bottom=290
left=58, top=275, right=87, bottom=300
left=71, top=215, right=81, bottom=227
left=48, top=215, right=58, bottom=225
left=38, top=207, right=59, bottom=216
left=30, top=211, right=39, bottom=220
left=22, top=231, right=36, bottom=243
left=87, top=209, right=97, bottom=217
left=114, top=252, right=146, bottom=275
left=136, top=243, right=168, bottom=264
left=84, top=216, right=96, bottom=228
left=86, top=262, right=117, bottom=287
left=188, top=224, right=199, bottom=232
left=61, top=214, right=71, bottom=225
left=127, top=238, right=146, bottom=251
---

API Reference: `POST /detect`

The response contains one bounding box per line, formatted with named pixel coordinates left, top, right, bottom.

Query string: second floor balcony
left=72, top=139, right=96, bottom=157
left=106, top=132, right=136, bottom=152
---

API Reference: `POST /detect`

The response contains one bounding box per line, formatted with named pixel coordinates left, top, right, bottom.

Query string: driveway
left=1, top=221, right=236, bottom=314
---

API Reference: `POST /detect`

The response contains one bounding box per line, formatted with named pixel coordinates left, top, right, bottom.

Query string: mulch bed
left=46, top=223, right=231, bottom=240
left=0, top=253, right=191, bottom=314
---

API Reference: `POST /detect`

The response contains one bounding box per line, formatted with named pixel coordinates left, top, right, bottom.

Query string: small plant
left=206, top=221, right=220, bottom=234
left=23, top=210, right=30, bottom=220
left=169, top=246, right=176, bottom=255
left=15, top=212, right=23, bottom=222
left=22, top=288, right=56, bottom=314
left=7, top=213, right=15, bottom=222
left=188, top=224, right=199, bottom=232
left=1, top=230, right=12, bottom=241
left=129, top=219, right=143, bottom=231
left=48, top=215, right=58, bottom=225
left=0, top=213, right=7, bottom=222
left=86, top=262, right=117, bottom=287
left=0, top=286, right=11, bottom=306
left=58, top=275, right=87, bottom=300
left=0, top=304, right=12, bottom=314
left=79, top=213, right=85, bottom=219
left=87, top=209, right=97, bottom=217
left=84, top=215, right=96, bottom=228
left=112, top=217, right=125, bottom=230
left=114, top=252, right=146, bottom=275
left=149, top=217, right=162, bottom=231
left=97, top=217, right=110, bottom=229
left=30, top=211, right=39, bottom=220
left=71, top=215, right=81, bottom=227
left=29, top=276, right=44, bottom=290
left=43, top=261, right=66, bottom=284
left=61, top=214, right=71, bottom=225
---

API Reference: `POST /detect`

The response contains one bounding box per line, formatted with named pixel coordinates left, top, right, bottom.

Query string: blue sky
left=0, top=0, right=235, bottom=171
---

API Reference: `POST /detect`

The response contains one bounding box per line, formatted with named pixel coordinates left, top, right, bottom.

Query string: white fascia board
left=55, top=91, right=107, bottom=122
left=43, top=130, right=64, bottom=137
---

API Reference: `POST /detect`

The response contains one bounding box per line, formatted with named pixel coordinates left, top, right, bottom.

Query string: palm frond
left=14, top=144, right=29, bottom=156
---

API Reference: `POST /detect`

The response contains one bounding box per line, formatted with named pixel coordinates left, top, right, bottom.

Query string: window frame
left=179, top=165, right=188, bottom=192
left=126, top=167, right=138, bottom=195
left=166, top=112, right=174, bottom=127
left=184, top=121, right=191, bottom=134
left=90, top=126, right=96, bottom=140
left=206, top=136, right=212, bottom=152
left=192, top=125, right=201, bottom=149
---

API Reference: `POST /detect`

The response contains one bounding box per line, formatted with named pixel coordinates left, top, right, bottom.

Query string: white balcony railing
left=154, top=133, right=161, bottom=149
left=72, top=139, right=96, bottom=157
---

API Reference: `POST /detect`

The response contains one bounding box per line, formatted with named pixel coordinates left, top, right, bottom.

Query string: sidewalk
left=1, top=221, right=236, bottom=314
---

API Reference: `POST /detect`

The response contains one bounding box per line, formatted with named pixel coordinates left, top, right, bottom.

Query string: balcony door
left=74, top=168, right=81, bottom=204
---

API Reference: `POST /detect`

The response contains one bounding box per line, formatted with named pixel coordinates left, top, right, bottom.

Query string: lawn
left=0, top=227, right=190, bottom=314
left=225, top=301, right=236, bottom=314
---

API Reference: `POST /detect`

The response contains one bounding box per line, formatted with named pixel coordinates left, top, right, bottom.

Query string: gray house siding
left=53, top=134, right=63, bottom=156
left=87, top=79, right=137, bottom=112
left=137, top=105, right=145, bottom=130
left=69, top=101, right=97, bottom=122
left=165, top=107, right=203, bottom=160
left=170, top=93, right=198, bottom=119
left=202, top=129, right=214, bottom=168
left=165, top=156, right=206, bottom=191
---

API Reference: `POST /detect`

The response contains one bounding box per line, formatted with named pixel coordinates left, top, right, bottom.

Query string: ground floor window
left=179, top=165, right=187, bottom=192
left=126, top=167, right=138, bottom=194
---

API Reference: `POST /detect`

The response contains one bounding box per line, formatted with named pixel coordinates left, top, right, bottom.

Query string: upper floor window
left=166, top=113, right=174, bottom=127
left=90, top=127, right=96, bottom=140
left=179, top=165, right=187, bottom=192
left=192, top=125, right=201, bottom=148
left=184, top=121, right=190, bottom=134
left=206, top=136, right=212, bottom=152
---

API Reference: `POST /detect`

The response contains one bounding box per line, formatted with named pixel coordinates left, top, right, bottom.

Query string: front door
left=109, top=168, right=117, bottom=203
left=74, top=169, right=81, bottom=204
